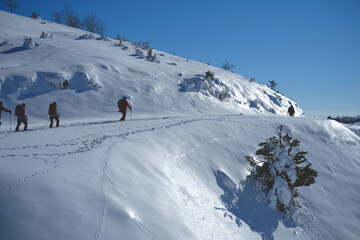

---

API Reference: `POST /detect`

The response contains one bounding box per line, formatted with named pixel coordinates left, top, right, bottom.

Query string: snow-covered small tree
left=147, top=48, right=153, bottom=58
left=62, top=79, right=69, bottom=89
left=134, top=46, right=145, bottom=58
left=143, top=42, right=150, bottom=50
left=221, top=59, right=235, bottom=71
left=31, top=12, right=40, bottom=19
left=268, top=80, right=277, bottom=91
left=246, top=125, right=318, bottom=221
left=40, top=31, right=49, bottom=38
left=146, top=48, right=159, bottom=63
left=116, top=38, right=123, bottom=47
left=205, top=70, right=215, bottom=81
left=22, top=36, right=35, bottom=49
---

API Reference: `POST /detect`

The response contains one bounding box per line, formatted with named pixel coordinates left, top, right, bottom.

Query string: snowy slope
left=0, top=10, right=302, bottom=124
left=1, top=11, right=360, bottom=240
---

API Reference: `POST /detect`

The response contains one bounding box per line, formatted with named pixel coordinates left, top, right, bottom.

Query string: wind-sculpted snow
left=0, top=115, right=359, bottom=240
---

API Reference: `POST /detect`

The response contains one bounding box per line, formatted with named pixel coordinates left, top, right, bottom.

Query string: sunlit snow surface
left=1, top=11, right=360, bottom=240
left=1, top=116, right=359, bottom=240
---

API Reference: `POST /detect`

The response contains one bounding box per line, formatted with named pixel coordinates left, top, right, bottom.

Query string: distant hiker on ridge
left=287, top=104, right=295, bottom=117
left=48, top=102, right=59, bottom=128
left=0, top=101, right=12, bottom=126
left=118, top=96, right=132, bottom=121
left=15, top=103, right=27, bottom=132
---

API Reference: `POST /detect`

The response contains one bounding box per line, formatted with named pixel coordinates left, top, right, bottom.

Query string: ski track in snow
left=1, top=114, right=345, bottom=240
left=0, top=114, right=357, bottom=239
left=96, top=142, right=115, bottom=240
left=0, top=115, right=247, bottom=197
left=0, top=114, right=275, bottom=239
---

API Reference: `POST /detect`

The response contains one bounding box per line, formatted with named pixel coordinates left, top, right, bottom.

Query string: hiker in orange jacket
left=48, top=102, right=59, bottom=128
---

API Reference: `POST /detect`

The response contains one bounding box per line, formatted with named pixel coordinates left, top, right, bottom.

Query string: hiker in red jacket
left=48, top=102, right=59, bottom=128
left=117, top=96, right=132, bottom=121
left=15, top=103, right=27, bottom=132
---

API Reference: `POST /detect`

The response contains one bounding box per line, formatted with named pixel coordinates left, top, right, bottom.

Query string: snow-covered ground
left=1, top=11, right=360, bottom=240
left=0, top=10, right=302, bottom=123
left=1, top=116, right=359, bottom=240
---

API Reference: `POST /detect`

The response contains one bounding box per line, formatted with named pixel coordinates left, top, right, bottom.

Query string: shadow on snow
left=214, top=170, right=295, bottom=240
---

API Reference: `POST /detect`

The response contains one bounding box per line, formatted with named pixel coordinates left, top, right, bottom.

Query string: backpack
left=118, top=99, right=125, bottom=110
left=15, top=104, right=23, bottom=117
left=49, top=103, right=56, bottom=115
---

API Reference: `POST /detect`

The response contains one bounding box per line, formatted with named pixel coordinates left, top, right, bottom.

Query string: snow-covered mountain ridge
left=0, top=10, right=302, bottom=122
left=1, top=11, right=359, bottom=240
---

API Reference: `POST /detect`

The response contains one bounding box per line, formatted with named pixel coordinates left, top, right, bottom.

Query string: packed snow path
left=0, top=115, right=359, bottom=240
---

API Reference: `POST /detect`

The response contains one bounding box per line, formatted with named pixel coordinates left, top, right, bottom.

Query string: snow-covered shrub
left=142, top=42, right=150, bottom=50
left=77, top=34, right=94, bottom=40
left=115, top=38, right=123, bottom=47
left=40, top=31, right=52, bottom=38
left=116, top=35, right=129, bottom=42
left=22, top=36, right=39, bottom=49
left=62, top=79, right=69, bottom=89
left=31, top=12, right=40, bottom=19
left=205, top=70, right=215, bottom=81
left=218, top=89, right=229, bottom=101
left=148, top=53, right=158, bottom=62
left=101, top=35, right=110, bottom=41
left=147, top=48, right=153, bottom=57
left=134, top=46, right=145, bottom=58
left=132, top=41, right=150, bottom=50
left=221, top=59, right=235, bottom=71
left=268, top=80, right=277, bottom=91
left=146, top=48, right=159, bottom=63
left=246, top=125, right=318, bottom=221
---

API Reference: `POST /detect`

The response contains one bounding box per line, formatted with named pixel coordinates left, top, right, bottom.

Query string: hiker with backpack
left=287, top=104, right=295, bottom=117
left=48, top=102, right=59, bottom=128
left=118, top=96, right=132, bottom=121
left=15, top=103, right=27, bottom=131
left=0, top=101, right=12, bottom=126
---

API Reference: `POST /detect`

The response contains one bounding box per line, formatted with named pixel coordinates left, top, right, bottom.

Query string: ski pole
left=42, top=120, right=50, bottom=128
left=130, top=109, right=132, bottom=120
left=9, top=112, right=11, bottom=131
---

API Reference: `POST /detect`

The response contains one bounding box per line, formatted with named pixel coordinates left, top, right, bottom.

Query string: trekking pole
left=42, top=120, right=50, bottom=128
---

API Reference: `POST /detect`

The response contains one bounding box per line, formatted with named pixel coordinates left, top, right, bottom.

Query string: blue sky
left=1, top=0, right=359, bottom=117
